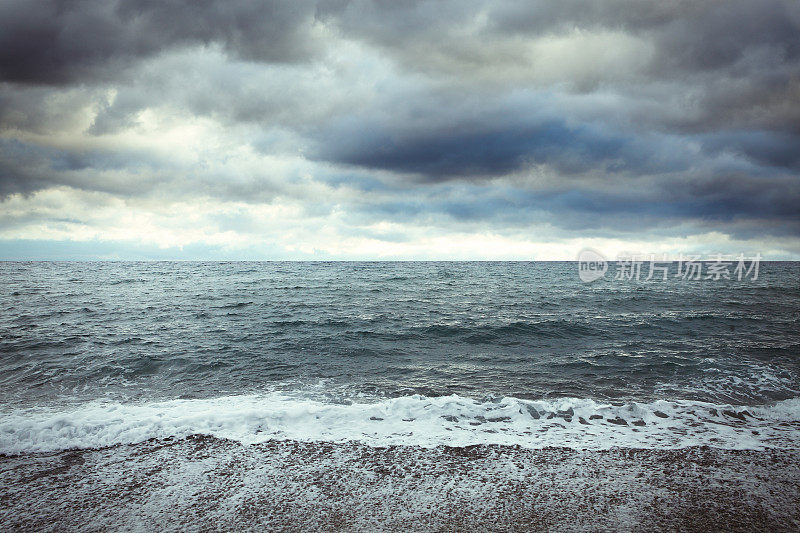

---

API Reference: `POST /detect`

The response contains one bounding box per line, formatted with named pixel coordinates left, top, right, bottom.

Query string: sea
left=1, top=261, right=799, bottom=530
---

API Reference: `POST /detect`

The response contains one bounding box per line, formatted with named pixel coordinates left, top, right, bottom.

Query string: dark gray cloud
left=349, top=167, right=800, bottom=239
left=0, top=0, right=798, bottom=256
left=312, top=108, right=691, bottom=180
left=0, top=138, right=172, bottom=197
left=319, top=0, right=800, bottom=132
left=0, top=0, right=319, bottom=85
left=319, top=0, right=800, bottom=79
left=699, top=130, right=800, bottom=172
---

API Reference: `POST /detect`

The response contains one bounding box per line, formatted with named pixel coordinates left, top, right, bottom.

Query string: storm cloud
left=0, top=0, right=321, bottom=84
left=1, top=0, right=798, bottom=258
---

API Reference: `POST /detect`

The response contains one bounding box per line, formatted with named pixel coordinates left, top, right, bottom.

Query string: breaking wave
left=2, top=394, right=799, bottom=454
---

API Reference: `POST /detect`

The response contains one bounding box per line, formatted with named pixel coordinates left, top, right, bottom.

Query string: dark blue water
left=3, top=262, right=798, bottom=525
left=2, top=261, right=798, bottom=407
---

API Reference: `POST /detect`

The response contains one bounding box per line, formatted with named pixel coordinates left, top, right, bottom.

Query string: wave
left=2, top=394, right=799, bottom=454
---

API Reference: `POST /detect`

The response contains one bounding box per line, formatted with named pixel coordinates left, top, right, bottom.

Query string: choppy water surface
left=1, top=261, right=799, bottom=451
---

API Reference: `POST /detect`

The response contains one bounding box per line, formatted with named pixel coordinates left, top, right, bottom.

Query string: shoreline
left=2, top=437, right=798, bottom=531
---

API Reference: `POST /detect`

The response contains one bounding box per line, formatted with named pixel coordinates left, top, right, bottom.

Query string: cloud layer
left=1, top=0, right=799, bottom=258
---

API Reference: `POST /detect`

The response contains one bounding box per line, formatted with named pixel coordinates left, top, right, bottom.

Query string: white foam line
left=1, top=394, right=799, bottom=454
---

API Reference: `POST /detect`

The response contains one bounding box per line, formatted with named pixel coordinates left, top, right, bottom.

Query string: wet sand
left=1, top=437, right=798, bottom=532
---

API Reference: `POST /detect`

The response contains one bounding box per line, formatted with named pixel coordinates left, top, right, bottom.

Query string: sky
left=1, top=0, right=799, bottom=260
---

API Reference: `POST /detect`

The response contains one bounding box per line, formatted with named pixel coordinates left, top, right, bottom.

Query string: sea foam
left=2, top=394, right=799, bottom=454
